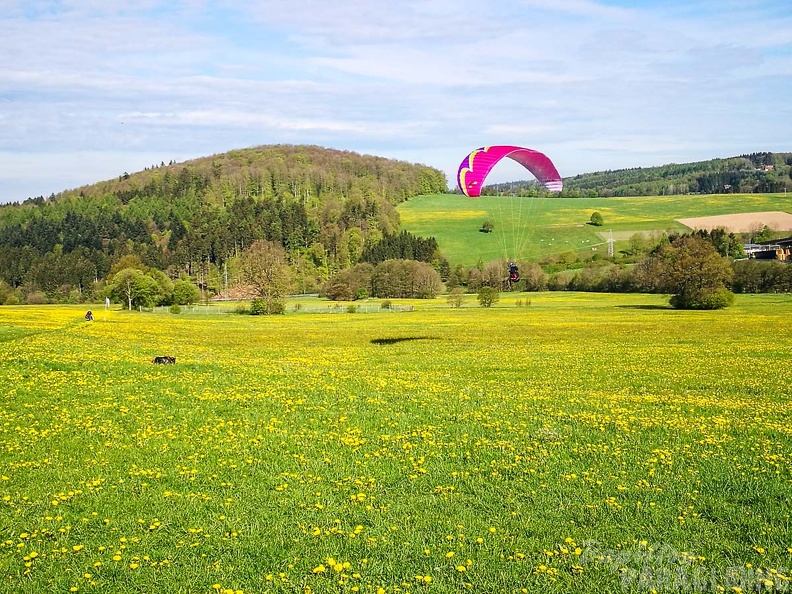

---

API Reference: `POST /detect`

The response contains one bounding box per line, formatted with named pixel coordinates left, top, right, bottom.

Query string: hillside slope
left=398, top=192, right=792, bottom=266
left=0, top=145, right=447, bottom=295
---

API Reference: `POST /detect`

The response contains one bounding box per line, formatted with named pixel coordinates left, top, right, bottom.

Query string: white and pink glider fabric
left=457, top=145, right=563, bottom=197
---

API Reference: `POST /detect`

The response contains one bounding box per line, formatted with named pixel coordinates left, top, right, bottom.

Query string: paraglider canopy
left=457, top=145, right=563, bottom=197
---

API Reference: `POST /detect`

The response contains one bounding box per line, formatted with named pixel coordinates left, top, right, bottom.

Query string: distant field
left=398, top=193, right=792, bottom=265
left=677, top=211, right=792, bottom=233
left=1, top=295, right=791, bottom=593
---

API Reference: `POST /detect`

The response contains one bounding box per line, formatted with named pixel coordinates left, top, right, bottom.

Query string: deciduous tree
left=238, top=240, right=293, bottom=314
left=642, top=235, right=734, bottom=309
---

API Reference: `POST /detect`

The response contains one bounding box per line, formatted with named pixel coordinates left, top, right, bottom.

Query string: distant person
left=85, top=310, right=94, bottom=321
left=508, top=262, right=520, bottom=284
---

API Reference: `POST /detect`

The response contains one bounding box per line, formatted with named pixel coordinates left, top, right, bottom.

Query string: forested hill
left=0, top=145, right=447, bottom=295
left=488, top=152, right=792, bottom=197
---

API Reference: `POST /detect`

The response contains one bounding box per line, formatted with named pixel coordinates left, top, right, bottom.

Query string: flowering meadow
left=1, top=293, right=791, bottom=593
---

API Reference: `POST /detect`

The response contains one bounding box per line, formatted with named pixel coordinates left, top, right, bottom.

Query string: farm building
left=743, top=237, right=792, bottom=260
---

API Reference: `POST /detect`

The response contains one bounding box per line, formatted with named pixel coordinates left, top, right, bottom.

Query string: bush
left=172, top=280, right=200, bottom=305
left=447, top=287, right=465, bottom=308
left=25, top=291, right=47, bottom=305
left=169, top=304, right=182, bottom=314
left=233, top=303, right=250, bottom=315
left=371, top=259, right=441, bottom=298
left=251, top=298, right=286, bottom=315
left=323, top=263, right=374, bottom=301
left=477, top=286, right=500, bottom=308
left=381, top=300, right=392, bottom=309
left=250, top=299, right=268, bottom=315
left=267, top=300, right=286, bottom=315
left=669, top=289, right=735, bottom=310
left=346, top=304, right=358, bottom=313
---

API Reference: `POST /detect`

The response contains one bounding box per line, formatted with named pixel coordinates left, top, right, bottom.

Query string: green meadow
left=1, top=294, right=791, bottom=593
left=398, top=192, right=792, bottom=265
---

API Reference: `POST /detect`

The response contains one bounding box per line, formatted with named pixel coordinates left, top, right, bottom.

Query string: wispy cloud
left=0, top=0, right=790, bottom=201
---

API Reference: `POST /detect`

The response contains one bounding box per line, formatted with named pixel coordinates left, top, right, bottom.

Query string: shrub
left=447, top=287, right=465, bottom=308
left=169, top=304, right=182, bottom=314
left=250, top=298, right=285, bottom=315
left=250, top=299, right=268, bottom=315
left=477, top=286, right=500, bottom=308
left=381, top=300, right=392, bottom=309
left=233, top=303, right=250, bottom=315
left=25, top=291, right=47, bottom=305
left=669, top=289, right=735, bottom=310
left=173, top=280, right=200, bottom=305
left=371, top=259, right=441, bottom=298
left=346, top=304, right=358, bottom=313
left=323, top=263, right=374, bottom=301
left=267, top=300, right=286, bottom=315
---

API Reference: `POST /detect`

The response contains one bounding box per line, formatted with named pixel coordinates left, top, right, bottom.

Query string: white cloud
left=0, top=0, right=790, bottom=201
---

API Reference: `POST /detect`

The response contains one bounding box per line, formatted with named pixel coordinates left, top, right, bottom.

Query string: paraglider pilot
left=508, top=262, right=520, bottom=284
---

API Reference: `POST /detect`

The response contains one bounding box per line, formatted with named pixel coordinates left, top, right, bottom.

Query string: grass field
left=1, top=295, right=791, bottom=593
left=398, top=192, right=792, bottom=266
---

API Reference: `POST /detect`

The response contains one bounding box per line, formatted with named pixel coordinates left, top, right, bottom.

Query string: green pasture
left=1, top=295, right=791, bottom=593
left=398, top=192, right=792, bottom=266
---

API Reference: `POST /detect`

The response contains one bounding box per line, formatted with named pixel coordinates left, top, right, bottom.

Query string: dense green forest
left=0, top=145, right=447, bottom=301
left=486, top=152, right=792, bottom=197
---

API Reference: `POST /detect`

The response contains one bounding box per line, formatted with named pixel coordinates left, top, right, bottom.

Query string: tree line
left=486, top=152, right=792, bottom=197
left=433, top=228, right=790, bottom=308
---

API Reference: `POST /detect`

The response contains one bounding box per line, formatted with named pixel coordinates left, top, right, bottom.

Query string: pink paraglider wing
left=457, top=145, right=563, bottom=197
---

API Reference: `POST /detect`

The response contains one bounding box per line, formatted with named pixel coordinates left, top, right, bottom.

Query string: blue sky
left=1, top=0, right=790, bottom=202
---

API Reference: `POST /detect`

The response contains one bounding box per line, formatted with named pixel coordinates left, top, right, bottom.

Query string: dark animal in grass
left=152, top=356, right=176, bottom=364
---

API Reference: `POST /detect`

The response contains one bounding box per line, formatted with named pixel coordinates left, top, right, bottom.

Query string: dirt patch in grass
left=677, top=211, right=792, bottom=232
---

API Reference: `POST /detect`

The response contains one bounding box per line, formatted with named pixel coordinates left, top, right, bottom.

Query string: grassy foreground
left=398, top=192, right=792, bottom=265
left=1, top=294, right=791, bottom=593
